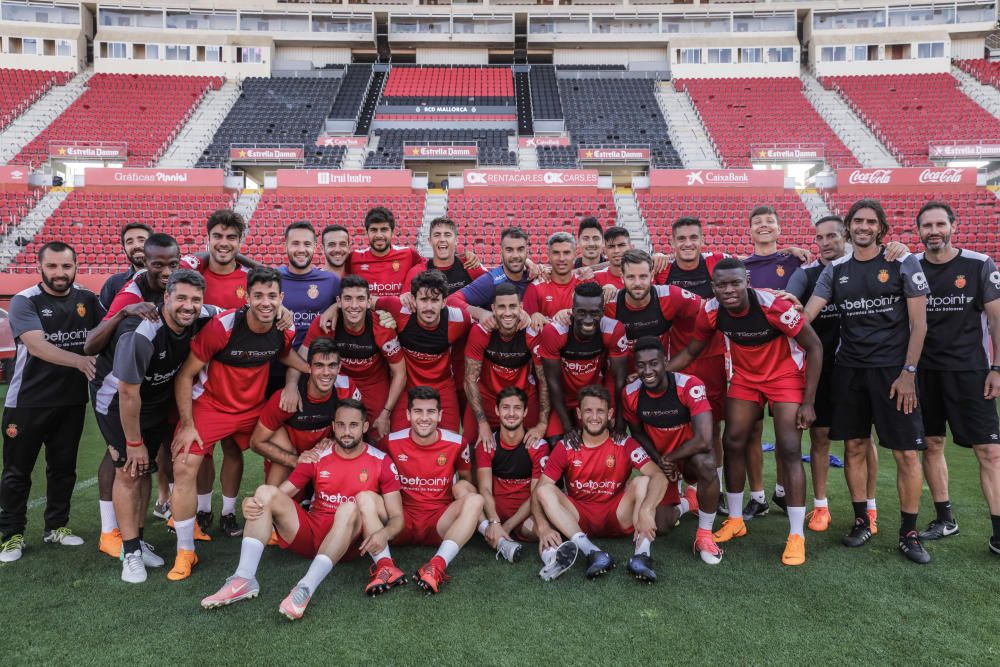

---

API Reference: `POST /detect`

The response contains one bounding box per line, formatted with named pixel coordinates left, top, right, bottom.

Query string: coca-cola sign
left=518, top=136, right=571, bottom=148
left=463, top=169, right=599, bottom=189
left=578, top=148, right=650, bottom=162
left=928, top=143, right=1000, bottom=159
left=49, top=142, right=127, bottom=160
left=648, top=169, right=785, bottom=192
left=404, top=145, right=478, bottom=159
left=752, top=144, right=825, bottom=161
left=315, top=135, right=367, bottom=148
left=229, top=147, right=303, bottom=161
left=836, top=167, right=978, bottom=192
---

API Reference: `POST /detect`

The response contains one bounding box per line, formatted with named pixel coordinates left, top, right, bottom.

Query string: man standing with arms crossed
left=803, top=198, right=932, bottom=563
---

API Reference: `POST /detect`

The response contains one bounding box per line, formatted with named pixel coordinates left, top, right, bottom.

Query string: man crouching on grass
left=201, top=400, right=406, bottom=620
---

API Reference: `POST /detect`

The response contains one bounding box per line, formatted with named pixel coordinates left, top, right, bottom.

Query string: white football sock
left=750, top=490, right=766, bottom=504
left=222, top=495, right=237, bottom=516
left=175, top=517, right=196, bottom=551
left=788, top=506, right=806, bottom=537
left=297, top=554, right=333, bottom=593
left=196, top=494, right=212, bottom=513
left=634, top=537, right=651, bottom=556
left=774, top=484, right=786, bottom=498
left=728, top=492, right=744, bottom=518
left=370, top=547, right=391, bottom=564
left=234, top=536, right=265, bottom=580
left=678, top=497, right=691, bottom=517
left=866, top=498, right=877, bottom=511
left=99, top=500, right=118, bottom=533
left=814, top=497, right=829, bottom=509
left=477, top=519, right=489, bottom=536
left=434, top=539, right=460, bottom=566
left=571, top=532, right=599, bottom=556
left=716, top=466, right=724, bottom=486
left=541, top=547, right=557, bottom=564
left=698, top=510, right=717, bottom=532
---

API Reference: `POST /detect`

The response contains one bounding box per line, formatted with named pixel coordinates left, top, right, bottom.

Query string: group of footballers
left=2, top=198, right=999, bottom=620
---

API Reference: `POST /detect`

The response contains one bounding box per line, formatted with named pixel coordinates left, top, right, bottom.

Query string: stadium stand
left=5, top=190, right=236, bottom=272
left=379, top=65, right=514, bottom=106
left=822, top=73, right=1000, bottom=167
left=0, top=69, right=73, bottom=131
left=250, top=193, right=424, bottom=264
left=329, top=64, right=374, bottom=119
left=365, top=129, right=516, bottom=168
left=528, top=65, right=563, bottom=120
left=197, top=77, right=345, bottom=168
left=447, top=192, right=616, bottom=265
left=10, top=74, right=221, bottom=168
left=637, top=192, right=813, bottom=257
left=954, top=58, right=1000, bottom=90
left=0, top=190, right=43, bottom=235
left=538, top=77, right=681, bottom=169
left=676, top=77, right=860, bottom=169
left=822, top=189, right=1000, bottom=258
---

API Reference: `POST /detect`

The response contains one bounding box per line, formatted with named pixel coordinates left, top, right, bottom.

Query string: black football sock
left=852, top=501, right=868, bottom=523
left=934, top=500, right=954, bottom=524
left=900, top=512, right=918, bottom=536
left=991, top=515, right=1000, bottom=541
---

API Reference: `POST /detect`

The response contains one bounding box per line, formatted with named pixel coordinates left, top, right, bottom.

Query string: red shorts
left=569, top=493, right=632, bottom=538
left=390, top=383, right=461, bottom=433
left=683, top=354, right=726, bottom=422
left=354, top=376, right=389, bottom=432
left=181, top=401, right=263, bottom=457
left=277, top=502, right=361, bottom=560
left=494, top=490, right=531, bottom=525
left=728, top=373, right=804, bottom=408
left=660, top=463, right=698, bottom=505
left=394, top=504, right=449, bottom=547
left=461, top=388, right=540, bottom=448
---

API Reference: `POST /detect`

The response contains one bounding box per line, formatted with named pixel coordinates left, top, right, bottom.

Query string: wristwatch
left=902, top=364, right=917, bottom=373
left=990, top=365, right=1000, bottom=374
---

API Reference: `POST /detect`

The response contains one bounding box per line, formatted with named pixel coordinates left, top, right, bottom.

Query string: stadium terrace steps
left=158, top=80, right=241, bottom=168
left=517, top=143, right=539, bottom=169
left=0, top=190, right=69, bottom=270
left=798, top=190, right=835, bottom=222
left=0, top=68, right=93, bottom=165
left=233, top=191, right=262, bottom=227
left=950, top=65, right=1000, bottom=121
left=654, top=81, right=722, bottom=169
left=613, top=190, right=651, bottom=253
left=799, top=68, right=900, bottom=169
left=417, top=190, right=449, bottom=257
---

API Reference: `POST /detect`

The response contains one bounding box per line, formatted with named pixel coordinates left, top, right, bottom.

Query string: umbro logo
left=159, top=351, right=168, bottom=359
left=319, top=470, right=330, bottom=478
left=838, top=276, right=849, bottom=284
left=40, top=308, right=53, bottom=317
left=572, top=460, right=583, bottom=467
left=396, top=453, right=408, bottom=462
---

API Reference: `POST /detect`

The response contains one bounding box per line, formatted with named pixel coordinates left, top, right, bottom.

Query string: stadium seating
left=676, top=77, right=860, bottom=169
left=249, top=193, right=424, bottom=264
left=822, top=73, right=1000, bottom=167
left=365, top=129, right=516, bottom=168
left=329, top=64, right=374, bottom=119
left=538, top=77, right=681, bottom=169
left=380, top=66, right=514, bottom=106
left=0, top=190, right=43, bottom=236
left=0, top=68, right=73, bottom=131
left=528, top=65, right=563, bottom=120
left=5, top=191, right=236, bottom=273
left=637, top=192, right=813, bottom=257
left=12, top=74, right=220, bottom=168
left=954, top=58, right=1000, bottom=90
left=197, top=77, right=345, bottom=168
left=822, top=189, right=1000, bottom=258
left=447, top=192, right=616, bottom=265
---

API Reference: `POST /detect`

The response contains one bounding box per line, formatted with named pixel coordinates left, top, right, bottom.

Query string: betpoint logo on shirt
left=571, top=479, right=619, bottom=493
left=563, top=359, right=600, bottom=374
left=399, top=474, right=451, bottom=488
left=317, top=490, right=355, bottom=506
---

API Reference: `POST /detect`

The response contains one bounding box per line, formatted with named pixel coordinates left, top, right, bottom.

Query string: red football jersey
left=347, top=245, right=422, bottom=297
left=181, top=255, right=249, bottom=310
left=593, top=268, right=624, bottom=291
left=258, top=374, right=362, bottom=450
left=692, top=288, right=806, bottom=384
left=302, top=313, right=403, bottom=387
left=543, top=436, right=650, bottom=503
left=660, top=253, right=729, bottom=357
left=535, top=316, right=629, bottom=406
left=385, top=428, right=472, bottom=513
left=287, top=444, right=401, bottom=517
left=622, top=373, right=712, bottom=455
left=377, top=297, right=471, bottom=392
left=103, top=271, right=158, bottom=320
left=522, top=277, right=582, bottom=318
left=465, top=323, right=539, bottom=400
left=190, top=307, right=294, bottom=414
left=475, top=436, right=549, bottom=507
left=604, top=284, right=701, bottom=357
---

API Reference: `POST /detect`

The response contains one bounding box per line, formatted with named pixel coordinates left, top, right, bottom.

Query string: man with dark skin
left=667, top=258, right=823, bottom=566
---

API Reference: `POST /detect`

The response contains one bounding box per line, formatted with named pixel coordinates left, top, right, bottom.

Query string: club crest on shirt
left=308, top=284, right=319, bottom=300
left=605, top=454, right=616, bottom=469
left=436, top=453, right=447, bottom=466
left=776, top=265, right=785, bottom=277
left=359, top=468, right=369, bottom=483
left=76, top=302, right=86, bottom=318
left=392, top=261, right=400, bottom=272
left=877, top=269, right=889, bottom=283
left=954, top=275, right=967, bottom=289
left=5, top=423, right=17, bottom=438
left=236, top=285, right=246, bottom=300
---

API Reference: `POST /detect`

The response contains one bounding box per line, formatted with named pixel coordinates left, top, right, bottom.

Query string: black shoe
left=842, top=517, right=873, bottom=547
left=771, top=493, right=788, bottom=515
left=220, top=513, right=243, bottom=538
left=899, top=531, right=931, bottom=564
left=989, top=537, right=1000, bottom=556
left=718, top=494, right=729, bottom=516
left=919, top=519, right=959, bottom=541
left=742, top=498, right=769, bottom=520
left=196, top=510, right=213, bottom=535
left=626, top=554, right=656, bottom=583
left=585, top=550, right=615, bottom=579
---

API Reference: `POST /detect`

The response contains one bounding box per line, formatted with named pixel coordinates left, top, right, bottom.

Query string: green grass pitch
left=2, top=386, right=999, bottom=665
